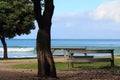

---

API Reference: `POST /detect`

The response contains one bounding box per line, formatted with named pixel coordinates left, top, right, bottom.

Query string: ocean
left=0, top=39, right=120, bottom=58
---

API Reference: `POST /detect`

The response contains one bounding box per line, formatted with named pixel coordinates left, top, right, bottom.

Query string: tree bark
left=0, top=36, right=8, bottom=59
left=36, top=27, right=56, bottom=77
left=32, top=0, right=57, bottom=78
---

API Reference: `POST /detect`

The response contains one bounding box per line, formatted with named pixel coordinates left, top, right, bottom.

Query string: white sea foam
left=0, top=47, right=35, bottom=53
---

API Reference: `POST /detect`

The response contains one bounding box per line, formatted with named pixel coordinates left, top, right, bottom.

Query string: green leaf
left=0, top=0, right=35, bottom=38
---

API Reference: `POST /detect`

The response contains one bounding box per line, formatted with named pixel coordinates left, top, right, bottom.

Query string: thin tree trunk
left=32, top=0, right=57, bottom=78
left=0, top=37, right=8, bottom=59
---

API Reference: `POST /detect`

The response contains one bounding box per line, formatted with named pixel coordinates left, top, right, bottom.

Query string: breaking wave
left=0, top=47, right=35, bottom=53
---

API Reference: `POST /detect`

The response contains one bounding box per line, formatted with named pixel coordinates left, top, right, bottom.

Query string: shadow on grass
left=101, top=65, right=120, bottom=72
left=1, top=68, right=120, bottom=80
left=0, top=69, right=58, bottom=80
left=0, top=69, right=38, bottom=80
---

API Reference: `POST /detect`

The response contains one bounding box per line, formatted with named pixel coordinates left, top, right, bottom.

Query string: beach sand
left=0, top=57, right=120, bottom=80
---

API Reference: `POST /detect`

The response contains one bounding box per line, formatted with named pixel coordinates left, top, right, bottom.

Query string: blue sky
left=16, top=0, right=120, bottom=39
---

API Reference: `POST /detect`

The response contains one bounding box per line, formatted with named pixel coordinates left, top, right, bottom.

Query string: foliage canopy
left=0, top=0, right=35, bottom=38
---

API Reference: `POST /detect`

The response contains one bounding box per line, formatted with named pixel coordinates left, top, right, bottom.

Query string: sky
left=16, top=0, right=120, bottom=39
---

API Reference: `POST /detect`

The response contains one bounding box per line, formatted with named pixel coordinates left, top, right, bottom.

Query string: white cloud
left=90, top=0, right=120, bottom=23
left=53, top=12, right=89, bottom=21
left=52, top=11, right=120, bottom=39
left=65, top=22, right=75, bottom=28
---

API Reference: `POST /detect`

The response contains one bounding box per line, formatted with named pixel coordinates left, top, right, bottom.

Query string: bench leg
left=111, top=52, right=115, bottom=67
left=111, top=60, right=114, bottom=67
left=68, top=61, right=73, bottom=69
left=71, top=62, right=74, bottom=68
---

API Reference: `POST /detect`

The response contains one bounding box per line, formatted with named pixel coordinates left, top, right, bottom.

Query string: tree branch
left=43, top=0, right=54, bottom=21
left=32, top=0, right=43, bottom=28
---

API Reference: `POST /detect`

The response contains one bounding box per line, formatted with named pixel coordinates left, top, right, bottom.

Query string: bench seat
left=92, top=58, right=111, bottom=62
left=68, top=56, right=114, bottom=68
left=70, top=56, right=94, bottom=62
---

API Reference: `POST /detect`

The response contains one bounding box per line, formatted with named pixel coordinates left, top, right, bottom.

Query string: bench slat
left=92, top=58, right=111, bottom=62
left=69, top=56, right=111, bottom=63
left=73, top=56, right=94, bottom=58
left=70, top=59, right=93, bottom=62
left=69, top=50, right=113, bottom=53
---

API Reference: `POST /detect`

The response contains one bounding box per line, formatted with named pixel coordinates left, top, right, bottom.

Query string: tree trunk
left=36, top=27, right=56, bottom=78
left=32, top=0, right=57, bottom=78
left=0, top=37, right=8, bottom=59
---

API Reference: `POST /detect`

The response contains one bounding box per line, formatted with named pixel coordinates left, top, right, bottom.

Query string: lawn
left=12, top=58, right=120, bottom=72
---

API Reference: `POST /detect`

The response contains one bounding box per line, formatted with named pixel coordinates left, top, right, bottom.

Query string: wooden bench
left=51, top=48, right=115, bottom=68
left=68, top=56, right=94, bottom=68
left=68, top=49, right=114, bottom=68
left=68, top=56, right=112, bottom=68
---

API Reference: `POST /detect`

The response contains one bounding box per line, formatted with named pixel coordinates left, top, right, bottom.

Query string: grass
left=12, top=63, right=37, bottom=69
left=12, top=58, right=120, bottom=72
left=12, top=62, right=68, bottom=70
